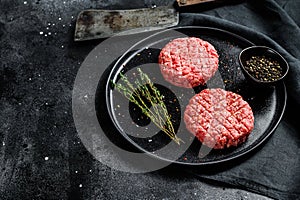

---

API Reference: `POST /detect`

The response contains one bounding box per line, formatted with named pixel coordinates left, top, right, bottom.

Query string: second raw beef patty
left=158, top=37, right=219, bottom=88
left=184, top=88, right=254, bottom=149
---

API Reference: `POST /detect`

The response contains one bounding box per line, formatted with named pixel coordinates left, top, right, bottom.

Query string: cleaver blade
left=74, top=6, right=179, bottom=41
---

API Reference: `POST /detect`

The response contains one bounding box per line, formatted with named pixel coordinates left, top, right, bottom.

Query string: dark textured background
left=0, top=0, right=299, bottom=199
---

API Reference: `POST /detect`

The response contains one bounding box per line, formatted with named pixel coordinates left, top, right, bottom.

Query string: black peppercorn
left=244, top=55, right=283, bottom=82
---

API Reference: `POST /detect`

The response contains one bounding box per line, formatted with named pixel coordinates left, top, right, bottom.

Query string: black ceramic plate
left=103, top=26, right=286, bottom=166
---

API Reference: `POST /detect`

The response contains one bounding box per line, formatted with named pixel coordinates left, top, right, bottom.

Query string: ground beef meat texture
left=158, top=37, right=219, bottom=88
left=184, top=88, right=254, bottom=149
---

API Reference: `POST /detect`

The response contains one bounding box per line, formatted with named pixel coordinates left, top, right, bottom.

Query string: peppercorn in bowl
left=239, top=46, right=289, bottom=87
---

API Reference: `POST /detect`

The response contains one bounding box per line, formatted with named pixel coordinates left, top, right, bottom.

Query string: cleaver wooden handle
left=177, top=0, right=219, bottom=6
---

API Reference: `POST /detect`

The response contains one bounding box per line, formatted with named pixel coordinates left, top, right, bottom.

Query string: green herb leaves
left=113, top=68, right=183, bottom=145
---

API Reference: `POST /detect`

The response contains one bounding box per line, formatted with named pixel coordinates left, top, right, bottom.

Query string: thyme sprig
left=113, top=68, right=182, bottom=145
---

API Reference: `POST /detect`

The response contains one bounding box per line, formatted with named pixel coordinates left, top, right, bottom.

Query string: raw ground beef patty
left=184, top=88, right=254, bottom=149
left=158, top=37, right=219, bottom=88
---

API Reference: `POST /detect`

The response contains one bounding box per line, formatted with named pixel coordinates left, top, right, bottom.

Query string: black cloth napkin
left=174, top=0, right=300, bottom=199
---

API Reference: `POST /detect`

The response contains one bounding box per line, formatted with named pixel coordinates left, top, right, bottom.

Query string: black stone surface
left=0, top=0, right=294, bottom=199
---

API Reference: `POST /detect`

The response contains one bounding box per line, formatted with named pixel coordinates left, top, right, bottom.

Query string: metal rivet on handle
left=180, top=0, right=187, bottom=4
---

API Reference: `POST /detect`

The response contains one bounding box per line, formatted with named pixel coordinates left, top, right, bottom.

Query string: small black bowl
left=239, top=46, right=289, bottom=87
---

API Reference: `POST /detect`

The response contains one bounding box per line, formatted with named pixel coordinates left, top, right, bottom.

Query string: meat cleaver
left=74, top=0, right=219, bottom=41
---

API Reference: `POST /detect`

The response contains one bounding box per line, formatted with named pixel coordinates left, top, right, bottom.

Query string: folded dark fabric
left=175, top=0, right=300, bottom=199
left=186, top=115, right=300, bottom=200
